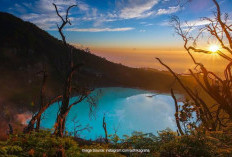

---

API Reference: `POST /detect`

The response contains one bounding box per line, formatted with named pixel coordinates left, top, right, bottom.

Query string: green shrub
left=1, top=130, right=81, bottom=157
left=1, top=128, right=232, bottom=157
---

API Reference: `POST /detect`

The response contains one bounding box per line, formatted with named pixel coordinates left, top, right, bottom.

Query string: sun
left=209, top=45, right=220, bottom=53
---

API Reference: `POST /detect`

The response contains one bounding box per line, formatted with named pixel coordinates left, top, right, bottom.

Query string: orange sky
left=71, top=42, right=228, bottom=75
left=89, top=46, right=228, bottom=75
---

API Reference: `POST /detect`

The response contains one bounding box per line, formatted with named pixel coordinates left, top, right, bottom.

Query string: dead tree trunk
left=54, top=70, right=74, bottom=137
left=36, top=67, right=47, bottom=131
left=24, top=95, right=62, bottom=133
left=103, top=114, right=108, bottom=143
left=52, top=3, right=77, bottom=137
left=24, top=66, right=59, bottom=133
left=36, top=116, right=41, bottom=131
left=52, top=3, right=92, bottom=137
left=8, top=124, right=13, bottom=135
left=171, top=89, right=184, bottom=135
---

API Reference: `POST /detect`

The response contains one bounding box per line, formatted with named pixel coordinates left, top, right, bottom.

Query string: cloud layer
left=10, top=0, right=182, bottom=31
left=119, top=0, right=159, bottom=19
left=67, top=27, right=134, bottom=32
left=157, top=6, right=180, bottom=15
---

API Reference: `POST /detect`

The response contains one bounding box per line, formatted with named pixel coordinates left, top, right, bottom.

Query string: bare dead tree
left=86, top=89, right=102, bottom=118
left=52, top=3, right=92, bottom=137
left=84, top=47, right=91, bottom=53
left=35, top=65, right=47, bottom=131
left=113, top=123, right=120, bottom=135
left=171, top=89, right=184, bottom=135
left=70, top=115, right=92, bottom=137
left=24, top=95, right=62, bottom=133
left=8, top=124, right=13, bottom=135
left=24, top=66, right=62, bottom=133
left=103, top=113, right=108, bottom=143
left=157, top=0, right=232, bottom=131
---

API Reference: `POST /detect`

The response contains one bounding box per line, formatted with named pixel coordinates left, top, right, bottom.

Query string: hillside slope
left=0, top=12, right=201, bottom=138
left=0, top=12, right=184, bottom=107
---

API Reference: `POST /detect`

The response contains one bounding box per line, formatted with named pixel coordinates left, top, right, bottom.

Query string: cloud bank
left=67, top=27, right=134, bottom=32
left=11, top=0, right=182, bottom=31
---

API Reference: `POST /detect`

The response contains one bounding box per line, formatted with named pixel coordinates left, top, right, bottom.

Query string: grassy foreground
left=1, top=127, right=232, bottom=157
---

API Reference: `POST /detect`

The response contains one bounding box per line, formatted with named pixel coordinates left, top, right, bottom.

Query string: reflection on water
left=41, top=87, right=177, bottom=140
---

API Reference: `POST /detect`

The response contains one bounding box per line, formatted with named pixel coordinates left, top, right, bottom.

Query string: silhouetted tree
left=70, top=115, right=92, bottom=137
left=8, top=124, right=13, bottom=135
left=52, top=3, right=92, bottom=137
left=157, top=0, right=232, bottom=132
left=103, top=113, right=108, bottom=143
left=171, top=89, right=184, bottom=135
left=24, top=65, right=62, bottom=133
left=84, top=47, right=91, bottom=53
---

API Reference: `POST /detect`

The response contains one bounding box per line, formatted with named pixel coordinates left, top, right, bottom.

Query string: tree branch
left=171, top=89, right=184, bottom=135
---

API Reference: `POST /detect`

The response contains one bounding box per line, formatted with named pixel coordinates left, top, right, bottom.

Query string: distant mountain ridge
left=0, top=12, right=184, bottom=108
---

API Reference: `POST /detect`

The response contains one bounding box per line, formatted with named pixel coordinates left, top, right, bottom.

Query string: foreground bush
left=0, top=130, right=81, bottom=157
left=0, top=130, right=124, bottom=157
left=0, top=129, right=232, bottom=157
left=110, top=129, right=232, bottom=157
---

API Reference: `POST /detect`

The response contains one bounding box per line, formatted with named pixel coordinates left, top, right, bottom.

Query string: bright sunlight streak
left=209, top=45, right=220, bottom=53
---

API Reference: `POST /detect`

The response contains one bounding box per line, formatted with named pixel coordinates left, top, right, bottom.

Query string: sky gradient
left=1, top=0, right=232, bottom=72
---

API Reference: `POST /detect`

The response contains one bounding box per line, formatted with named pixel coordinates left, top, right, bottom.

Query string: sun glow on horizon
left=209, top=44, right=220, bottom=53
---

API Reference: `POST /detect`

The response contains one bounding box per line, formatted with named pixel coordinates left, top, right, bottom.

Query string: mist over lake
left=41, top=87, right=177, bottom=139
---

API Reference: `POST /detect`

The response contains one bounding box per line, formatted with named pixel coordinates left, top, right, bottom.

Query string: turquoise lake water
left=41, top=87, right=177, bottom=140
